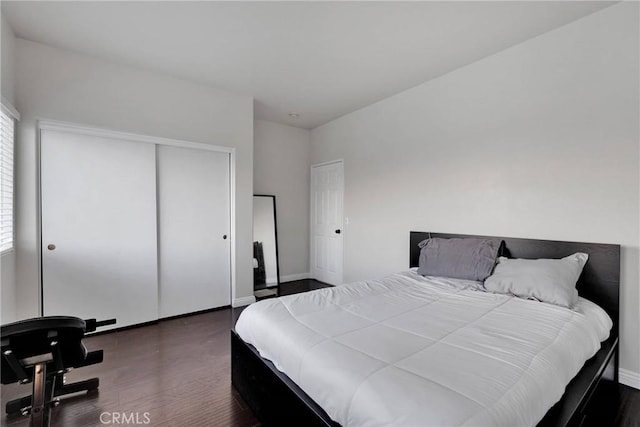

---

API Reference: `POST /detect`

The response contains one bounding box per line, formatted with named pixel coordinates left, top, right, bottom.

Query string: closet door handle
left=47, top=244, right=56, bottom=251
left=223, top=235, right=228, bottom=240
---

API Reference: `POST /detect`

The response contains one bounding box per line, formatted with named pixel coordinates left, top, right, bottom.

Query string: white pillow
left=484, top=253, right=588, bottom=308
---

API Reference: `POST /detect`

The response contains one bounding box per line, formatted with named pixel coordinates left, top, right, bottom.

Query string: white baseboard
left=232, top=296, right=256, bottom=307
left=619, top=368, right=640, bottom=390
left=280, top=272, right=310, bottom=283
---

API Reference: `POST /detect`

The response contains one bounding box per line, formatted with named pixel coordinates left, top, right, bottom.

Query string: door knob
left=223, top=235, right=228, bottom=240
left=335, top=229, right=341, bottom=234
left=47, top=244, right=56, bottom=251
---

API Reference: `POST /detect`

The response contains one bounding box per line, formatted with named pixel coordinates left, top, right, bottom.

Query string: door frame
left=309, top=159, right=344, bottom=285
left=36, top=119, right=237, bottom=315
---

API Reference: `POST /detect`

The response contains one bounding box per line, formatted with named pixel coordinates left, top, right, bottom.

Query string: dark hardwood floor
left=2, top=279, right=638, bottom=427
left=614, top=387, right=640, bottom=427
left=1, top=307, right=256, bottom=427
left=254, top=278, right=331, bottom=301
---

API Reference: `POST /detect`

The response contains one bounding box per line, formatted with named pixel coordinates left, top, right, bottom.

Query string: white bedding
left=235, top=270, right=612, bottom=427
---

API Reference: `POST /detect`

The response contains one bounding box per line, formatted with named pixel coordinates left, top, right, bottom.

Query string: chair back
left=1, top=316, right=88, bottom=384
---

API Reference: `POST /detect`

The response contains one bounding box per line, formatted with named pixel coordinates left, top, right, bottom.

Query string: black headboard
left=410, top=232, right=620, bottom=335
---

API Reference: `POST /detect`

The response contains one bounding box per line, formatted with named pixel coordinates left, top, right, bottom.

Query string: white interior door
left=310, top=161, right=344, bottom=285
left=157, top=145, right=231, bottom=318
left=41, top=129, right=158, bottom=330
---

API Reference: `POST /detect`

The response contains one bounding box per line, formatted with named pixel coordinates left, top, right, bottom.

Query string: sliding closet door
left=41, top=129, right=158, bottom=329
left=157, top=146, right=231, bottom=318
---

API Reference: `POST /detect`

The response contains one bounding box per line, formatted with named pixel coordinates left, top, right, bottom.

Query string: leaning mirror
left=253, top=195, right=280, bottom=299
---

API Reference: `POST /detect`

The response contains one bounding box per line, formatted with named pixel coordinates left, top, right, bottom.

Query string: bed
left=231, top=232, right=620, bottom=426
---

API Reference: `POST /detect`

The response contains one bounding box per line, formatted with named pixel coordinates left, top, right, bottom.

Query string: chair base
left=5, top=376, right=100, bottom=416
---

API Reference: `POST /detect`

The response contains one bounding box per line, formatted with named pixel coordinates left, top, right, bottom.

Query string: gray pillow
left=484, top=253, right=588, bottom=308
left=417, top=237, right=503, bottom=281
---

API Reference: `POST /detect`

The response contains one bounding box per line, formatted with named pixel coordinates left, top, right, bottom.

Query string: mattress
left=235, top=270, right=612, bottom=427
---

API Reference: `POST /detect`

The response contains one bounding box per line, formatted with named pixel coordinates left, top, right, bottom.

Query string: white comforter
left=235, top=270, right=612, bottom=427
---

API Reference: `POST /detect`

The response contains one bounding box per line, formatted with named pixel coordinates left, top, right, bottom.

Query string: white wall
left=0, top=14, right=17, bottom=323
left=1, top=15, right=15, bottom=104
left=14, top=38, right=255, bottom=318
left=254, top=120, right=311, bottom=280
left=311, top=3, right=639, bottom=379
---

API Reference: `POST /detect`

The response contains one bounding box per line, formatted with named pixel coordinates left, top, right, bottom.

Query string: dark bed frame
left=231, top=231, right=620, bottom=427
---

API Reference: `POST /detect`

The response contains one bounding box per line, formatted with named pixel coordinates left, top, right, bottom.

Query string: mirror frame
left=253, top=194, right=281, bottom=292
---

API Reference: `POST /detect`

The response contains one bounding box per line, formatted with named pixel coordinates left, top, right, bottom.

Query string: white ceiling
left=2, top=1, right=614, bottom=129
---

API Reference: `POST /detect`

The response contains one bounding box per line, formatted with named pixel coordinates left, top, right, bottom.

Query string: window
left=0, top=105, right=16, bottom=254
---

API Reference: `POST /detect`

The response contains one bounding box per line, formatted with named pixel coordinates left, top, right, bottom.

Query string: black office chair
left=1, top=316, right=115, bottom=427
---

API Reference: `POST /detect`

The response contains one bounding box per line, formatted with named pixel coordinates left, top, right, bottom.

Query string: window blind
left=0, top=108, right=14, bottom=253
